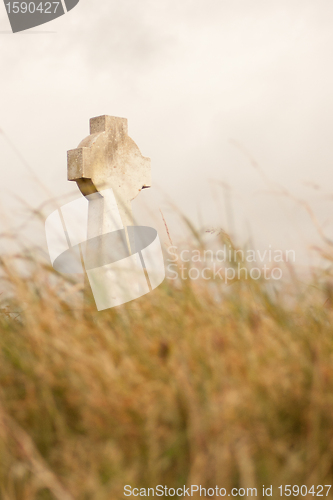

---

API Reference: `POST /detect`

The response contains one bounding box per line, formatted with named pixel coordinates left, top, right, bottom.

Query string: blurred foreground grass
left=0, top=230, right=333, bottom=499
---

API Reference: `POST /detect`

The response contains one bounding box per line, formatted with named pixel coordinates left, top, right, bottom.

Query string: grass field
left=0, top=225, right=333, bottom=499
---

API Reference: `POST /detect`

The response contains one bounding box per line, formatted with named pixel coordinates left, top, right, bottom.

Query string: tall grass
left=0, top=223, right=333, bottom=499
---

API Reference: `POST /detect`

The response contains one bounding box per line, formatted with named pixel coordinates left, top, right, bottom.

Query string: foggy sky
left=1, top=0, right=333, bottom=264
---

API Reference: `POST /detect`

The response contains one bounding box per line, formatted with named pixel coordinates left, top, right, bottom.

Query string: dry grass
left=0, top=229, right=333, bottom=499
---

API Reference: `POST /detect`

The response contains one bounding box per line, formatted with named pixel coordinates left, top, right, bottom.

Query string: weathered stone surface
left=67, top=115, right=151, bottom=229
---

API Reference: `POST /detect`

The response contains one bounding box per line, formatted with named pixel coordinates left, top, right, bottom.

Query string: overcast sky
left=1, top=0, right=333, bottom=264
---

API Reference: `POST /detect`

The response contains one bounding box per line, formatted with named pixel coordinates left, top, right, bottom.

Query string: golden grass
left=0, top=233, right=333, bottom=499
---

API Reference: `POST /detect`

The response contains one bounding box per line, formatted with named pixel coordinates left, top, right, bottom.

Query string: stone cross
left=67, top=115, right=151, bottom=251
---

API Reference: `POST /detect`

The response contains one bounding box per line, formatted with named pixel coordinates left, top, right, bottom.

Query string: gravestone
left=68, top=115, right=151, bottom=240
left=67, top=115, right=156, bottom=309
